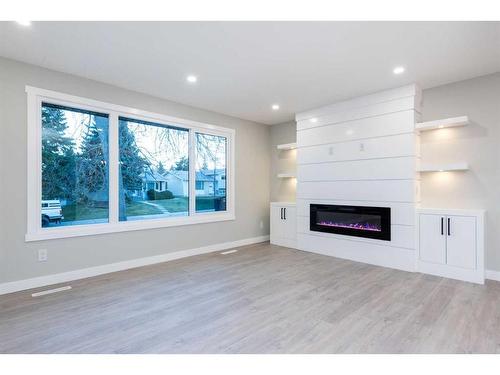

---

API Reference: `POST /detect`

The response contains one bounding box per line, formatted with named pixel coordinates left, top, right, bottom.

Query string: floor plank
left=1, top=242, right=500, bottom=353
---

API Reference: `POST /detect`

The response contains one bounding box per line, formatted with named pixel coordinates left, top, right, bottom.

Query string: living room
left=1, top=2, right=500, bottom=372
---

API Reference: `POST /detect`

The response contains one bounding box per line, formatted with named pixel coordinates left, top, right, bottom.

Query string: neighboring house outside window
left=202, top=169, right=227, bottom=196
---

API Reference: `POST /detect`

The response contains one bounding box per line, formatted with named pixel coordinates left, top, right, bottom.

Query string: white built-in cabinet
left=417, top=208, right=485, bottom=284
left=270, top=202, right=297, bottom=248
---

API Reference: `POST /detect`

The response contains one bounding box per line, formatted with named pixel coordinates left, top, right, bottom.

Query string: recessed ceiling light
left=272, top=104, right=280, bottom=111
left=16, top=21, right=31, bottom=26
left=186, top=75, right=197, bottom=83
left=438, top=125, right=444, bottom=129
left=393, top=66, right=405, bottom=75
left=310, top=118, right=318, bottom=123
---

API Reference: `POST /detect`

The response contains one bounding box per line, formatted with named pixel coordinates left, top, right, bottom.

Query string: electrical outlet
left=38, top=249, right=48, bottom=262
left=259, top=220, right=264, bottom=229
left=359, top=142, right=365, bottom=152
left=328, top=146, right=334, bottom=155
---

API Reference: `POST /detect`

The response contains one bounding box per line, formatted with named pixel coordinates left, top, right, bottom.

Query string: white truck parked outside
left=41, top=200, right=64, bottom=227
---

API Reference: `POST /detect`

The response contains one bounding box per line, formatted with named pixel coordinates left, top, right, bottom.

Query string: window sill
left=25, top=212, right=235, bottom=242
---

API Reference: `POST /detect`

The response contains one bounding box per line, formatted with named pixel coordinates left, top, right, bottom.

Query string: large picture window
left=27, top=87, right=235, bottom=241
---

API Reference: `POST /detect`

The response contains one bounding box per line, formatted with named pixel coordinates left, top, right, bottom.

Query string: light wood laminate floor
left=1, top=242, right=500, bottom=353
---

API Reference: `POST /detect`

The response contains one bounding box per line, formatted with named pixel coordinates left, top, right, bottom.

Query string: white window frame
left=26, top=86, right=235, bottom=241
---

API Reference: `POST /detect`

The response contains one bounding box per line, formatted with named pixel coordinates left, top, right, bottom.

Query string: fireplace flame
left=317, top=221, right=381, bottom=232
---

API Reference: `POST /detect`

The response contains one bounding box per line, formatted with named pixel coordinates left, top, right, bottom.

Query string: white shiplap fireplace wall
left=295, top=85, right=421, bottom=272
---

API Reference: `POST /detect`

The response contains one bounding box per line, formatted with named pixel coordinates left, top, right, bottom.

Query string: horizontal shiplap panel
left=297, top=110, right=416, bottom=148
left=297, top=157, right=417, bottom=181
left=297, top=97, right=417, bottom=131
left=297, top=216, right=415, bottom=249
left=297, top=133, right=416, bottom=165
left=297, top=180, right=417, bottom=202
left=296, top=199, right=415, bottom=226
left=297, top=234, right=416, bottom=272
left=296, top=84, right=420, bottom=121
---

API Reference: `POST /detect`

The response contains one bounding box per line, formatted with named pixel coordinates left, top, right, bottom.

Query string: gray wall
left=420, top=73, right=500, bottom=272
left=270, top=121, right=297, bottom=202
left=0, top=57, right=271, bottom=284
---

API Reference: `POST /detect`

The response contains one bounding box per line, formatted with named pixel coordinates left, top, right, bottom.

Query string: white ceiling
left=1, top=21, right=499, bottom=125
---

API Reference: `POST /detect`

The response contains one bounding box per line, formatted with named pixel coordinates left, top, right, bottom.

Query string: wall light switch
left=38, top=249, right=48, bottom=262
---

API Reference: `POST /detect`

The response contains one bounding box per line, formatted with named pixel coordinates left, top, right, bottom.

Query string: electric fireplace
left=310, top=204, right=391, bottom=241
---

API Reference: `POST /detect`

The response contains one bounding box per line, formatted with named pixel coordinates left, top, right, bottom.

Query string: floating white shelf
left=276, top=142, right=297, bottom=150
left=416, top=116, right=469, bottom=132
left=277, top=173, right=296, bottom=178
left=417, top=162, right=469, bottom=173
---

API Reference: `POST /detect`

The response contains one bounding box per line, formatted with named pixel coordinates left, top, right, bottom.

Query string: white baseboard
left=0, top=235, right=269, bottom=296
left=486, top=269, right=500, bottom=282
left=417, top=261, right=484, bottom=285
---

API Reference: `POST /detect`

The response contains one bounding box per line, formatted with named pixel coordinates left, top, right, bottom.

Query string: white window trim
left=26, top=86, right=235, bottom=242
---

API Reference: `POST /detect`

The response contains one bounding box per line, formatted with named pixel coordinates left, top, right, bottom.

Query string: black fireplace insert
left=310, top=204, right=391, bottom=241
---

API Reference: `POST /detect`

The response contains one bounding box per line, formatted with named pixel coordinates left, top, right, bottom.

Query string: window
left=195, top=133, right=227, bottom=213
left=26, top=87, right=234, bottom=241
left=41, top=103, right=109, bottom=228
left=118, top=117, right=189, bottom=221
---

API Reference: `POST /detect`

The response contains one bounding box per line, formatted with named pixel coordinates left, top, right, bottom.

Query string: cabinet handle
left=448, top=217, right=451, bottom=236
left=284, top=207, right=286, bottom=220
left=280, top=208, right=283, bottom=220
left=441, top=217, right=444, bottom=235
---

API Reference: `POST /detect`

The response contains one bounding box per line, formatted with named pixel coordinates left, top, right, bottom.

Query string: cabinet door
left=283, top=206, right=297, bottom=240
left=446, top=215, right=476, bottom=270
left=271, top=206, right=285, bottom=240
left=419, top=214, right=446, bottom=264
